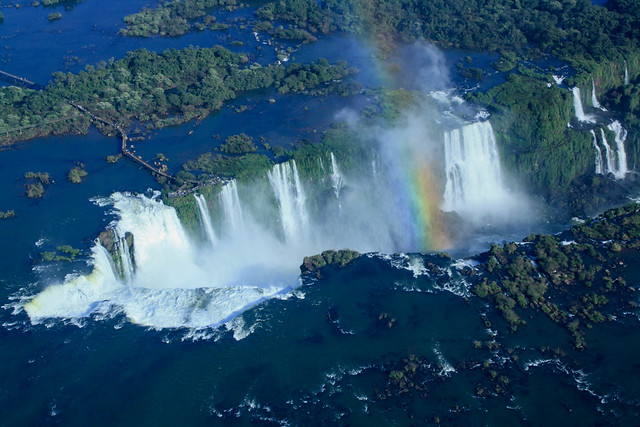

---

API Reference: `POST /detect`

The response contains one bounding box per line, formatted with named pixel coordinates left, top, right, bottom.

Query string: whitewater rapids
left=23, top=193, right=295, bottom=329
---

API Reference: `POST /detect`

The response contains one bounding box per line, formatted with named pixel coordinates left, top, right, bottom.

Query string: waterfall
left=591, top=125, right=628, bottom=179
left=194, top=193, right=217, bottom=245
left=318, top=157, right=325, bottom=173
left=442, top=121, right=509, bottom=218
left=607, top=121, right=628, bottom=178
left=267, top=160, right=310, bottom=243
left=591, top=79, right=605, bottom=111
left=590, top=130, right=604, bottom=175
left=219, top=180, right=245, bottom=235
left=329, top=152, right=344, bottom=201
left=572, top=87, right=595, bottom=123
left=600, top=129, right=617, bottom=175
left=625, top=62, right=630, bottom=85
left=24, top=192, right=292, bottom=329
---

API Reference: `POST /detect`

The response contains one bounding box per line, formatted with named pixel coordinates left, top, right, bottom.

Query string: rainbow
left=355, top=34, right=454, bottom=252
left=396, top=149, right=451, bottom=252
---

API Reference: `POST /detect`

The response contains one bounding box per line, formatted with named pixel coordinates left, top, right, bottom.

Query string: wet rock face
left=98, top=230, right=115, bottom=253
left=98, top=229, right=135, bottom=279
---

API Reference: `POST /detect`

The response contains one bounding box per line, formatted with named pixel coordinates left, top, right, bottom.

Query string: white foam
left=23, top=193, right=297, bottom=330
left=572, top=87, right=595, bottom=123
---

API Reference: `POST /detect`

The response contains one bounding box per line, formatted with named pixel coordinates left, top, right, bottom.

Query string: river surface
left=1, top=2, right=639, bottom=425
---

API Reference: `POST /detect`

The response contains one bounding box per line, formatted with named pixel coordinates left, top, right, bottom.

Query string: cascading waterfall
left=24, top=193, right=290, bottom=329
left=600, top=128, right=617, bottom=175
left=590, top=130, right=604, bottom=175
left=625, top=62, right=630, bottom=85
left=267, top=160, right=310, bottom=243
left=329, top=152, right=344, bottom=201
left=442, top=121, right=511, bottom=218
left=591, top=125, right=628, bottom=179
left=219, top=180, right=245, bottom=235
left=572, top=87, right=595, bottom=123
left=592, top=79, right=605, bottom=111
left=195, top=193, right=217, bottom=245
left=607, top=121, right=629, bottom=178
left=24, top=117, right=537, bottom=331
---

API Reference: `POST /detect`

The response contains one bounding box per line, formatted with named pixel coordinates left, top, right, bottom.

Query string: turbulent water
left=194, top=193, right=217, bottom=245
left=588, top=122, right=628, bottom=178
left=21, top=156, right=416, bottom=328
left=22, top=113, right=541, bottom=331
left=608, top=120, right=629, bottom=178
left=590, top=130, right=604, bottom=174
left=24, top=193, right=289, bottom=329
left=4, top=5, right=639, bottom=424
left=442, top=121, right=519, bottom=220
left=573, top=87, right=595, bottom=123
left=574, top=83, right=629, bottom=179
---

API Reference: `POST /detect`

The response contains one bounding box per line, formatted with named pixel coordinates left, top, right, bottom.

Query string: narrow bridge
left=68, top=101, right=203, bottom=185
left=0, top=70, right=44, bottom=90
left=1, top=69, right=217, bottom=194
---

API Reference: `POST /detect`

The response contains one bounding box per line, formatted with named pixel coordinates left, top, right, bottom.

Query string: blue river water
left=1, top=2, right=639, bottom=425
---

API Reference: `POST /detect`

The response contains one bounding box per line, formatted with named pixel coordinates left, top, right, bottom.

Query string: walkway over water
left=1, top=69, right=221, bottom=196
left=0, top=70, right=43, bottom=90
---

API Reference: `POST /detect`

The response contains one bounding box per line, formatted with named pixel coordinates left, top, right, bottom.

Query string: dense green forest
left=254, top=0, right=640, bottom=66
left=121, top=0, right=242, bottom=37
left=122, top=0, right=639, bottom=68
left=0, top=47, right=355, bottom=146
left=473, top=202, right=640, bottom=348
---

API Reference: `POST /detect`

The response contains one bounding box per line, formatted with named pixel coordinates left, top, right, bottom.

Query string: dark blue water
left=1, top=3, right=639, bottom=425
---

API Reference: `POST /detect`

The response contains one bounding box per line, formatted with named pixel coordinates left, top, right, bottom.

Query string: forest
left=0, top=47, right=355, bottom=145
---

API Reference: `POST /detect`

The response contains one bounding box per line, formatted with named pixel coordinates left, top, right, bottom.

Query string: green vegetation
left=121, top=0, right=241, bottom=37
left=26, top=182, right=45, bottom=198
left=473, top=203, right=640, bottom=348
left=301, top=249, right=360, bottom=274
left=184, top=152, right=273, bottom=181
left=0, top=210, right=15, bottom=219
left=0, top=47, right=355, bottom=147
left=67, top=164, right=88, bottom=184
left=218, top=133, right=256, bottom=154
left=256, top=0, right=639, bottom=65
left=24, top=171, right=51, bottom=198
left=47, top=12, right=61, bottom=21
left=106, top=154, right=122, bottom=164
left=603, top=72, right=640, bottom=129
left=469, top=74, right=593, bottom=196
left=40, top=245, right=82, bottom=262
left=24, top=171, right=50, bottom=185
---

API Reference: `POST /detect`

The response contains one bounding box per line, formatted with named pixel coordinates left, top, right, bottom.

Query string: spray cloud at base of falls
left=22, top=43, right=538, bottom=331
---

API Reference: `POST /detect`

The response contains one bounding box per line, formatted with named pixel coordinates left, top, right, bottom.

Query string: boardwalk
left=2, top=69, right=219, bottom=196
left=68, top=102, right=199, bottom=186
left=0, top=70, right=43, bottom=90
